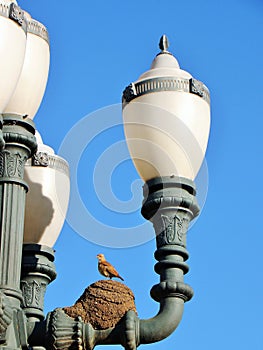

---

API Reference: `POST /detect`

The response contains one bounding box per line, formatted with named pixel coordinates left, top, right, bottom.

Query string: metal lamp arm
left=139, top=297, right=184, bottom=344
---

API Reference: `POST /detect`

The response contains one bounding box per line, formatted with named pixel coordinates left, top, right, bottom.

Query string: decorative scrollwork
left=190, top=78, right=207, bottom=99
left=32, top=152, right=49, bottom=167
left=122, top=83, right=136, bottom=103
left=9, top=3, right=26, bottom=29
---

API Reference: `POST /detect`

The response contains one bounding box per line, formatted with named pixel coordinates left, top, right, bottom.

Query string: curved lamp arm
left=139, top=298, right=184, bottom=344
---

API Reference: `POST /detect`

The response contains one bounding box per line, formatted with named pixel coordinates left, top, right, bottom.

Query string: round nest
left=63, top=280, right=137, bottom=330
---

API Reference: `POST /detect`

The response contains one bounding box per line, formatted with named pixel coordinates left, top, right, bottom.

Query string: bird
left=96, top=253, right=124, bottom=281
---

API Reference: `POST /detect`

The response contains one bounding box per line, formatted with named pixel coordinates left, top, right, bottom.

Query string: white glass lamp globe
left=4, top=12, right=50, bottom=119
left=23, top=132, right=70, bottom=248
left=122, top=35, right=210, bottom=181
left=0, top=1, right=27, bottom=112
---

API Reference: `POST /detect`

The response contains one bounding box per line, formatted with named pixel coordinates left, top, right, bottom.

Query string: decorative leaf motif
left=21, top=281, right=33, bottom=307
left=17, top=155, right=26, bottom=178
left=176, top=217, right=189, bottom=242
left=155, top=214, right=190, bottom=247
left=21, top=281, right=46, bottom=308
left=34, top=281, right=42, bottom=307
left=0, top=151, right=27, bottom=178
left=154, top=215, right=169, bottom=247
left=162, top=215, right=176, bottom=243
left=6, top=153, right=16, bottom=177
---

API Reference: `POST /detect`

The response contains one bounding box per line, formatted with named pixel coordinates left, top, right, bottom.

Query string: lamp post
left=121, top=35, right=210, bottom=345
left=0, top=2, right=210, bottom=349
left=0, top=2, right=70, bottom=348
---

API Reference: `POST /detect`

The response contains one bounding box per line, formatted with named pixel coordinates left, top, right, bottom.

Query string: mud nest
left=63, top=280, right=137, bottom=330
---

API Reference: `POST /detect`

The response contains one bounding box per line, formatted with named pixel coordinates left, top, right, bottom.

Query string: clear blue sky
left=18, top=1, right=263, bottom=349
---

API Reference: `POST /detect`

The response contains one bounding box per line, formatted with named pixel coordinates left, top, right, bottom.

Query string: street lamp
left=121, top=35, right=210, bottom=345
left=0, top=2, right=210, bottom=349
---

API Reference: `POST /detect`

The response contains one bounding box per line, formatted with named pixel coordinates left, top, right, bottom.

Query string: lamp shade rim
left=122, top=77, right=210, bottom=106
left=27, top=18, right=49, bottom=44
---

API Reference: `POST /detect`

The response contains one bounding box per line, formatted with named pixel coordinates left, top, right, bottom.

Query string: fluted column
left=0, top=114, right=37, bottom=308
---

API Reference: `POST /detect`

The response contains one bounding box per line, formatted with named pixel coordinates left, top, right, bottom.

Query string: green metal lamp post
left=121, top=35, right=210, bottom=345
left=0, top=2, right=69, bottom=348
left=0, top=2, right=210, bottom=350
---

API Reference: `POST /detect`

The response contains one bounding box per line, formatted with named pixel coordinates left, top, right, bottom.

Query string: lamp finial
left=159, top=35, right=169, bottom=52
